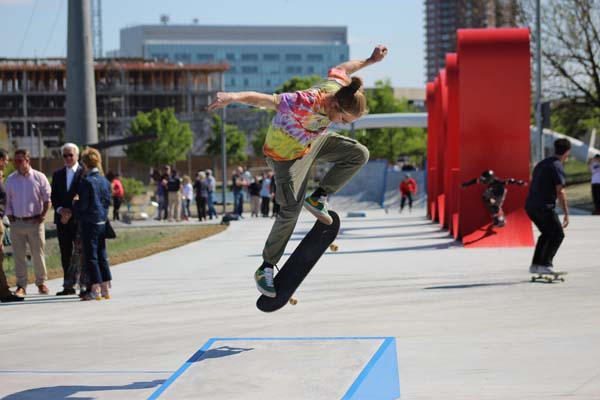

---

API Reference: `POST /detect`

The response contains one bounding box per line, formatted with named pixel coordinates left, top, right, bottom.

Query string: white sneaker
left=537, top=265, right=555, bottom=274
left=529, top=264, right=539, bottom=273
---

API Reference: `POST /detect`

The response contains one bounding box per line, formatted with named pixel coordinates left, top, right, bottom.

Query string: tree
left=206, top=114, right=248, bottom=165
left=276, top=75, right=322, bottom=93
left=125, top=108, right=193, bottom=167
left=521, top=0, right=600, bottom=136
left=355, top=80, right=427, bottom=164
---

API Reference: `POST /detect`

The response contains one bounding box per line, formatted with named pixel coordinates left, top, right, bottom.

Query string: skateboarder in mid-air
left=208, top=45, right=388, bottom=298
left=462, top=170, right=526, bottom=227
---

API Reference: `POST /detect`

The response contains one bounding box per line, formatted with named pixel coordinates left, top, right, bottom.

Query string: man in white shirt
left=51, top=143, right=84, bottom=295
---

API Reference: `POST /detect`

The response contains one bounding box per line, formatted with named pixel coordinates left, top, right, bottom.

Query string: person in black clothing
left=462, top=170, right=526, bottom=227
left=232, top=166, right=245, bottom=217
left=194, top=171, right=209, bottom=221
left=0, top=149, right=23, bottom=302
left=248, top=176, right=261, bottom=217
left=525, top=138, right=571, bottom=274
left=51, top=143, right=84, bottom=296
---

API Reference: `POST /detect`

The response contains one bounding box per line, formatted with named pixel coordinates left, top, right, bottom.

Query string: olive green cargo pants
left=262, top=133, right=369, bottom=265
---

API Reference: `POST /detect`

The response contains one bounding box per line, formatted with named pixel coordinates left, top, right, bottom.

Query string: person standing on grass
left=181, top=175, right=193, bottom=221
left=5, top=149, right=51, bottom=297
left=110, top=172, right=124, bottom=221
left=589, top=154, right=600, bottom=215
left=525, top=138, right=571, bottom=275
left=205, top=169, right=218, bottom=219
left=0, top=149, right=23, bottom=302
left=51, top=143, right=84, bottom=296
left=73, top=148, right=112, bottom=301
left=208, top=44, right=387, bottom=298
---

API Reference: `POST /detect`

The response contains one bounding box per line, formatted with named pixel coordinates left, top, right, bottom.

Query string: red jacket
left=399, top=178, right=417, bottom=195
left=111, top=178, right=124, bottom=198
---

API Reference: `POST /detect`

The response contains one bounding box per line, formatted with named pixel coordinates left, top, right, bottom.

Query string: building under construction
left=0, top=58, right=228, bottom=163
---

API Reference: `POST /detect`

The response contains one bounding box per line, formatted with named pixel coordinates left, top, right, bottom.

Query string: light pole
left=534, top=0, right=543, bottom=162
left=220, top=72, right=227, bottom=215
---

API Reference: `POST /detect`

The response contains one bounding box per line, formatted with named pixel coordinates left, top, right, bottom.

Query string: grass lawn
left=2, top=224, right=226, bottom=288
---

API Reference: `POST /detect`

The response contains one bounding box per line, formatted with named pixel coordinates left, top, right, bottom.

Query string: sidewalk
left=0, top=208, right=598, bottom=399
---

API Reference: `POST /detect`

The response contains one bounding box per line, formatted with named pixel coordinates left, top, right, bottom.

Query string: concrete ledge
left=149, top=337, right=400, bottom=400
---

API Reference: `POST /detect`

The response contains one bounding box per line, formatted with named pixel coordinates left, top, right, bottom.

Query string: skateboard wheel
left=289, top=298, right=298, bottom=305
left=329, top=244, right=339, bottom=252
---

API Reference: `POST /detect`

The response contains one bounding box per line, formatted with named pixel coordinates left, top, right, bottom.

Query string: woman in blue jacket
left=73, top=148, right=112, bottom=300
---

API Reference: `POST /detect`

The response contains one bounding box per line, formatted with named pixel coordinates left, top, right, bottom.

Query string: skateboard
left=530, top=271, right=567, bottom=283
left=256, top=210, right=340, bottom=313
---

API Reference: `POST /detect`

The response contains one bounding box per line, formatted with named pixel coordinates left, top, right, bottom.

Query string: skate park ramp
left=149, top=337, right=400, bottom=400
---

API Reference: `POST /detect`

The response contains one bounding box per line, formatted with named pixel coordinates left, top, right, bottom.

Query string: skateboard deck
left=256, top=210, right=340, bottom=313
left=530, top=271, right=567, bottom=283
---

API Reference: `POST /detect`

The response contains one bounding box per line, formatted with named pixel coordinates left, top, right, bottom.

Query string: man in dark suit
left=51, top=143, right=84, bottom=295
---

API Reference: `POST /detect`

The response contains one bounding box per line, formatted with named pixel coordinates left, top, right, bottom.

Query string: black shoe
left=56, top=288, right=76, bottom=296
left=1, top=293, right=25, bottom=303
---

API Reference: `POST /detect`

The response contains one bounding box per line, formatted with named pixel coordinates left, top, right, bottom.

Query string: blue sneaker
left=255, top=267, right=276, bottom=298
left=303, top=194, right=333, bottom=225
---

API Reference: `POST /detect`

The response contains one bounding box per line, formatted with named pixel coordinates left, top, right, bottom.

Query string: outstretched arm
left=207, top=91, right=277, bottom=112
left=335, top=45, right=388, bottom=75
left=462, top=178, right=477, bottom=188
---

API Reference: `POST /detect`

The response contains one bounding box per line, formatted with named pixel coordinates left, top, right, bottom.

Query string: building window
left=241, top=53, right=259, bottom=61
left=244, top=78, right=249, bottom=87
left=285, top=66, right=302, bottom=74
left=306, top=66, right=315, bottom=74
left=226, top=53, right=236, bottom=61
left=263, top=53, right=280, bottom=61
left=266, top=79, right=271, bottom=86
left=230, top=78, right=236, bottom=86
left=241, top=66, right=259, bottom=74
left=285, top=54, right=302, bottom=61
left=174, top=53, right=191, bottom=62
left=307, top=54, right=323, bottom=62
left=339, top=54, right=346, bottom=61
left=196, top=53, right=213, bottom=62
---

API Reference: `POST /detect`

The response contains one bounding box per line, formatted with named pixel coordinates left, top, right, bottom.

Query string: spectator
left=525, top=138, right=571, bottom=275
left=232, top=166, right=245, bottom=217
left=51, top=143, right=84, bottom=296
left=110, top=172, right=124, bottom=221
left=73, top=148, right=112, bottom=301
left=260, top=171, right=272, bottom=217
left=194, top=171, right=209, bottom=221
left=167, top=168, right=182, bottom=222
left=249, top=175, right=261, bottom=217
left=158, top=165, right=171, bottom=220
left=399, top=173, right=417, bottom=213
left=270, top=178, right=280, bottom=218
left=6, top=148, right=51, bottom=296
left=0, top=150, right=23, bottom=302
left=205, top=169, right=218, bottom=219
left=181, top=175, right=193, bottom=221
left=589, top=154, right=600, bottom=215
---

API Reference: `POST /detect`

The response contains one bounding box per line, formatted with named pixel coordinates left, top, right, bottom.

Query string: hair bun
left=348, top=77, right=363, bottom=94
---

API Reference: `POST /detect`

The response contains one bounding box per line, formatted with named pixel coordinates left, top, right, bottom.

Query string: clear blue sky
left=0, top=0, right=425, bottom=87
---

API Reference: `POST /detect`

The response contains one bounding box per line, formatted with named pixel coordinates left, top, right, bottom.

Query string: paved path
left=1, top=208, right=599, bottom=399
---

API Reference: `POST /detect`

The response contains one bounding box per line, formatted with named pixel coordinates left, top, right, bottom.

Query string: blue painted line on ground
left=0, top=370, right=172, bottom=374
left=147, top=338, right=216, bottom=400
left=148, top=336, right=393, bottom=399
left=341, top=337, right=394, bottom=399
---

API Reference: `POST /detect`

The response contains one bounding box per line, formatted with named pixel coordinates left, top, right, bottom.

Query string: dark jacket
left=51, top=164, right=84, bottom=224
left=73, top=169, right=111, bottom=224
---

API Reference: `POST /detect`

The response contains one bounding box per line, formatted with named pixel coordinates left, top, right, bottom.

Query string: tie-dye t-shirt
left=263, top=67, right=350, bottom=161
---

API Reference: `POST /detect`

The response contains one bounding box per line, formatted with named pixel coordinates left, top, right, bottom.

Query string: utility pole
left=534, top=0, right=543, bottom=163
left=220, top=72, right=227, bottom=215
left=66, top=0, right=98, bottom=145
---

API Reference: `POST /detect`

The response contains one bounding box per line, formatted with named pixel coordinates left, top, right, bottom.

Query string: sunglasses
left=63, top=154, right=74, bottom=158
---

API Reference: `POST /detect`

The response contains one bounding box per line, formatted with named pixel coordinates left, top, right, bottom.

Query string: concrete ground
left=0, top=207, right=599, bottom=399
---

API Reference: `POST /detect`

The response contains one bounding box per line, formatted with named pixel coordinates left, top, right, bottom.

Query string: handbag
left=105, top=220, right=117, bottom=239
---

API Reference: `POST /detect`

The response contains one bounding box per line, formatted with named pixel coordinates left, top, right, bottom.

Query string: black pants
left=57, top=218, right=79, bottom=288
left=196, top=197, right=207, bottom=220
left=113, top=196, right=122, bottom=221
left=592, top=184, right=600, bottom=212
left=260, top=196, right=270, bottom=217
left=401, top=193, right=413, bottom=210
left=526, top=207, right=564, bottom=267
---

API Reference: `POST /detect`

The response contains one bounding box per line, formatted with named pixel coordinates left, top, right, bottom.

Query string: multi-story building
left=117, top=24, right=349, bottom=93
left=0, top=58, right=227, bottom=162
left=424, top=0, right=520, bottom=82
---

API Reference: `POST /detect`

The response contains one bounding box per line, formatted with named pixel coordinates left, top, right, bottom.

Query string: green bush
left=121, top=177, right=144, bottom=205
